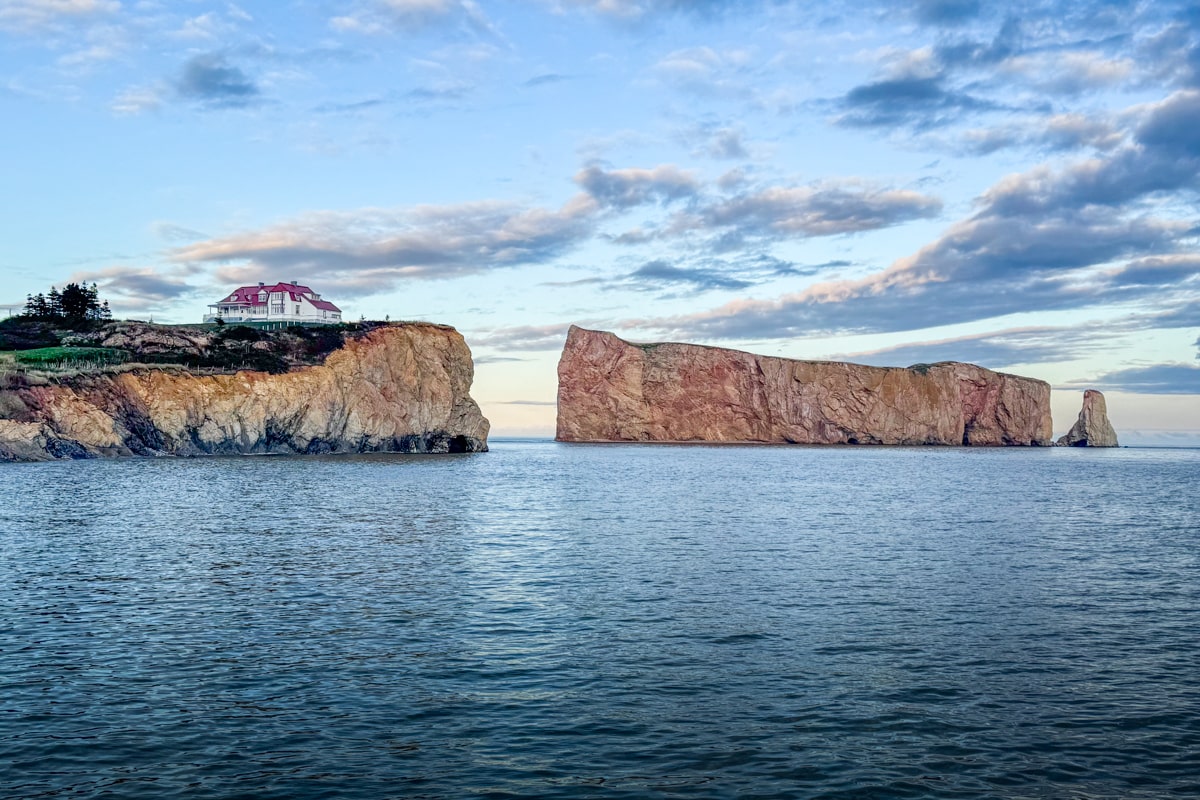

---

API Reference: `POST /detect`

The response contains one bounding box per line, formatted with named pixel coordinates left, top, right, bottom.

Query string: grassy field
left=7, top=346, right=128, bottom=368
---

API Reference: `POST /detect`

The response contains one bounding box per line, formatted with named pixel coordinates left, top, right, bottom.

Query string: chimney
left=258, top=282, right=265, bottom=287
left=291, top=279, right=298, bottom=285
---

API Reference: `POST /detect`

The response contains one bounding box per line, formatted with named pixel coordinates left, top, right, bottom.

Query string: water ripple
left=1, top=444, right=1197, bottom=798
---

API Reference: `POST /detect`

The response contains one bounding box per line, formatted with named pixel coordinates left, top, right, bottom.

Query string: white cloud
left=0, top=0, right=120, bottom=34
left=331, top=0, right=496, bottom=36
left=110, top=82, right=165, bottom=114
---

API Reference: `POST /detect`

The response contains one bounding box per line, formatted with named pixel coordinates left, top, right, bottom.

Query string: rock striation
left=1057, top=389, right=1118, bottom=447
left=556, top=326, right=1053, bottom=446
left=0, top=323, right=489, bottom=461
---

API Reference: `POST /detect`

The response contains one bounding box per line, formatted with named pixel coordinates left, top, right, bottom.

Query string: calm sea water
left=1, top=441, right=1198, bottom=799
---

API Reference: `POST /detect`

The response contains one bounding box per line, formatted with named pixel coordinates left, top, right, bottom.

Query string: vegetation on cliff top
left=0, top=319, right=428, bottom=377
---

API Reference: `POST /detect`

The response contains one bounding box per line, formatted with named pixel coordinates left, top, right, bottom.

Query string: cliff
left=0, top=322, right=489, bottom=461
left=556, top=326, right=1053, bottom=446
left=1057, top=389, right=1118, bottom=447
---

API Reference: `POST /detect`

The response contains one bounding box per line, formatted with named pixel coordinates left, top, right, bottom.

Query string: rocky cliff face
left=0, top=323, right=489, bottom=461
left=556, top=326, right=1053, bottom=446
left=1057, top=389, right=1118, bottom=447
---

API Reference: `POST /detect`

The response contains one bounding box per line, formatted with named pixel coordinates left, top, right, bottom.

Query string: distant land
left=557, top=326, right=1118, bottom=448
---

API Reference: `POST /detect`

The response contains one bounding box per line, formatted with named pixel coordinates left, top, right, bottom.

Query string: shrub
left=0, top=318, right=63, bottom=350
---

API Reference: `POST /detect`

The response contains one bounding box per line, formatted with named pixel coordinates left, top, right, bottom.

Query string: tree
left=23, top=293, right=49, bottom=317
left=20, top=282, right=110, bottom=326
left=60, top=283, right=95, bottom=321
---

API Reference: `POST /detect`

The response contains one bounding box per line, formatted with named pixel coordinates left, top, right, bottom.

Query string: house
left=204, top=281, right=342, bottom=325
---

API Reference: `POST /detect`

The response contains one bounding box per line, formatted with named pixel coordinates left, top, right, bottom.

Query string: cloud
left=523, top=73, right=568, bottom=88
left=831, top=324, right=1121, bottom=370
left=151, top=223, right=208, bottom=243
left=176, top=54, right=259, bottom=108
left=598, top=253, right=817, bottom=297
left=1004, top=51, right=1135, bottom=96
left=680, top=125, right=749, bottom=160
left=169, top=161, right=871, bottom=301
left=1074, top=364, right=1200, bottom=394
left=540, top=276, right=606, bottom=288
left=914, top=0, right=979, bottom=27
left=66, top=265, right=198, bottom=312
left=958, top=113, right=1124, bottom=155
left=472, top=355, right=531, bottom=364
left=405, top=82, right=473, bottom=102
left=624, top=259, right=754, bottom=292
left=171, top=194, right=601, bottom=295
left=110, top=83, right=166, bottom=115
left=628, top=91, right=1200, bottom=342
left=575, top=164, right=699, bottom=208
left=697, top=182, right=943, bottom=239
left=835, top=74, right=999, bottom=130
left=650, top=46, right=756, bottom=98
left=833, top=10, right=1191, bottom=135
left=0, top=0, right=119, bottom=34
left=620, top=180, right=942, bottom=249
left=560, top=0, right=773, bottom=22
left=331, top=0, right=497, bottom=37
left=471, top=323, right=572, bottom=351
left=932, top=16, right=1020, bottom=70
left=314, top=97, right=387, bottom=114
left=1107, top=254, right=1200, bottom=287
left=171, top=11, right=242, bottom=41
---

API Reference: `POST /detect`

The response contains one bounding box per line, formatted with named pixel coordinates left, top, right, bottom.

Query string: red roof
left=219, top=282, right=341, bottom=313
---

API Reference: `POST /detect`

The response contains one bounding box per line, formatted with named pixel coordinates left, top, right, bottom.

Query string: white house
left=204, top=281, right=342, bottom=325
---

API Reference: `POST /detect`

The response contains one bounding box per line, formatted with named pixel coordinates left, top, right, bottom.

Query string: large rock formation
left=556, top=326, right=1053, bottom=446
left=0, top=323, right=489, bottom=461
left=1057, top=389, right=1118, bottom=447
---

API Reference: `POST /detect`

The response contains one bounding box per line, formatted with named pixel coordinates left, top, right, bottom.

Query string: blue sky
left=2, top=0, right=1198, bottom=442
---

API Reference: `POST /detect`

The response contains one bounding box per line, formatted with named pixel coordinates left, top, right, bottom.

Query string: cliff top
left=0, top=318, right=456, bottom=378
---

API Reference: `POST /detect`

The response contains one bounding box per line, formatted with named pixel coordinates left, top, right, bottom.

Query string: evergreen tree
left=60, top=283, right=94, bottom=321
left=47, top=287, right=63, bottom=318
left=20, top=282, right=111, bottom=325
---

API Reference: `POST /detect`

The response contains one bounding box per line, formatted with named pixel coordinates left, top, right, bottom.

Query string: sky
left=2, top=0, right=1198, bottom=443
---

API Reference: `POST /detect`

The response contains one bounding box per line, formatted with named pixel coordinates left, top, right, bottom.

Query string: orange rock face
left=0, top=323, right=489, bottom=461
left=556, top=326, right=1053, bottom=446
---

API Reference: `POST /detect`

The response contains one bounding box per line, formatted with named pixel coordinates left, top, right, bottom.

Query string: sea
left=1, top=440, right=1197, bottom=799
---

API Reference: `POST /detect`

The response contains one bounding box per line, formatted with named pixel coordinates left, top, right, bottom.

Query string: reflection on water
left=2, top=443, right=1198, bottom=798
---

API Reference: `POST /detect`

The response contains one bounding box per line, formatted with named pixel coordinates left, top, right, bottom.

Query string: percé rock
left=1057, top=389, right=1118, bottom=447
left=556, top=326, right=1053, bottom=446
left=0, top=323, right=489, bottom=462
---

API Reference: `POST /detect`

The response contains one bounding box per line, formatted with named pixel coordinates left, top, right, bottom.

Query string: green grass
left=12, top=346, right=128, bottom=367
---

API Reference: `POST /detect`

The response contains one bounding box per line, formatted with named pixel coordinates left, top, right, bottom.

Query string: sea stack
left=1057, top=389, right=1119, bottom=447
left=556, top=326, right=1053, bottom=446
left=0, top=322, right=489, bottom=461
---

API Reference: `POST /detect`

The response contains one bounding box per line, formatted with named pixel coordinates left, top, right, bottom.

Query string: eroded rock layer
left=0, top=323, right=489, bottom=461
left=556, top=326, right=1052, bottom=446
left=1057, top=389, right=1118, bottom=447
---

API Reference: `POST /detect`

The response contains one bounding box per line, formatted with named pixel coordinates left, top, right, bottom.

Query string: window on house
left=271, top=303, right=284, bottom=314
left=295, top=305, right=300, bottom=315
